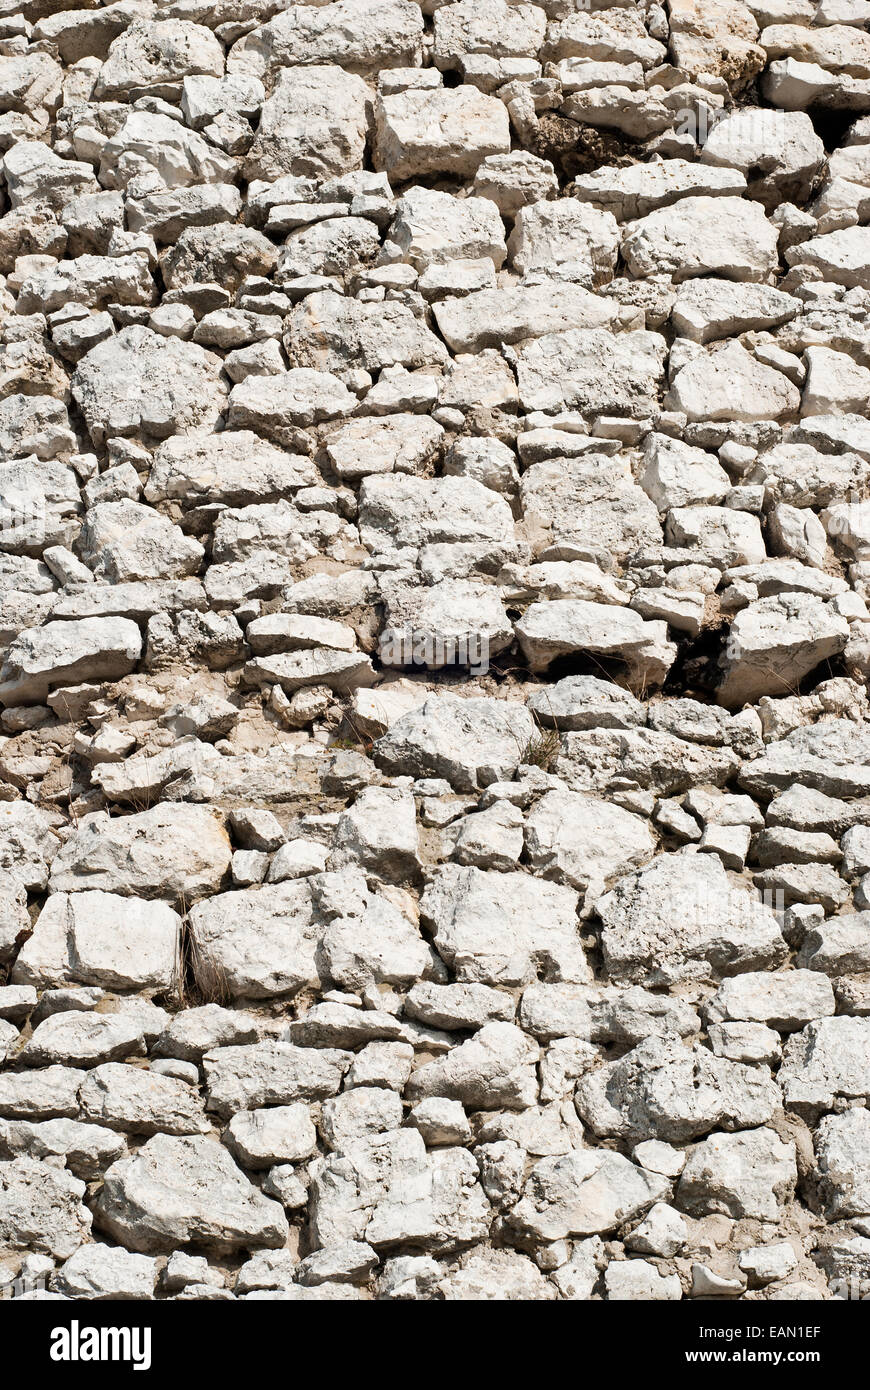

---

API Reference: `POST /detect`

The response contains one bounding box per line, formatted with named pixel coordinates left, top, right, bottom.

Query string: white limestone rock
left=389, top=185, right=506, bottom=271
left=0, top=617, right=142, bottom=706
left=515, top=328, right=667, bottom=418
left=515, top=599, right=676, bottom=689
left=420, top=863, right=588, bottom=986
left=72, top=326, right=226, bottom=447
left=406, top=1022, right=539, bottom=1111
left=243, top=66, right=369, bottom=182
left=373, top=694, right=535, bottom=791
left=815, top=1107, right=870, bottom=1219
left=432, top=280, right=634, bottom=354
left=225, top=1104, right=317, bottom=1169
left=677, top=1127, right=798, bottom=1219
left=667, top=341, right=801, bottom=422
left=0, top=1156, right=92, bottom=1259
left=373, top=87, right=510, bottom=182
left=671, top=280, right=801, bottom=344
left=524, top=789, right=657, bottom=904
left=95, top=1133, right=289, bottom=1253
left=597, top=851, right=787, bottom=985
left=99, top=111, right=236, bottom=190
left=778, top=1016, right=870, bottom=1120
left=95, top=20, right=224, bottom=101
left=13, top=892, right=180, bottom=993
left=48, top=805, right=232, bottom=900
left=507, top=1149, right=669, bottom=1242
left=55, top=1244, right=158, bottom=1300
left=576, top=1034, right=781, bottom=1143
left=718, top=594, right=850, bottom=707
left=572, top=158, right=747, bottom=221
left=507, top=199, right=620, bottom=287
left=622, top=197, right=779, bottom=283
left=78, top=1063, right=208, bottom=1138
left=228, top=0, right=423, bottom=80
left=700, top=108, right=825, bottom=210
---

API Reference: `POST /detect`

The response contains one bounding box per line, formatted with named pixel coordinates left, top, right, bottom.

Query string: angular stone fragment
left=325, top=414, right=443, bottom=481
left=527, top=674, right=645, bottom=732
left=542, top=10, right=666, bottom=67
left=78, top=1063, right=208, bottom=1137
left=406, top=1023, right=538, bottom=1111
left=17, top=252, right=155, bottom=316
left=153, top=1005, right=261, bottom=1063
left=244, top=66, right=369, bottom=181
left=55, top=1244, right=158, bottom=1301
left=669, top=0, right=764, bottom=89
left=668, top=342, right=801, bottom=422
left=432, top=280, right=633, bottom=353
left=225, top=1104, right=317, bottom=1169
left=787, top=226, right=870, bottom=291
left=287, top=290, right=449, bottom=376
left=95, top=1134, right=289, bottom=1253
left=700, top=108, right=825, bottom=210
left=515, top=599, right=676, bottom=690
left=309, top=1128, right=490, bottom=1253
left=49, top=805, right=231, bottom=901
left=524, top=790, right=657, bottom=904
left=707, top=970, right=836, bottom=1029
left=421, top=864, right=587, bottom=986
left=622, top=197, right=778, bottom=283
left=13, top=892, right=180, bottom=993
left=390, top=185, right=506, bottom=271
left=572, top=158, right=747, bottom=221
left=379, top=579, right=513, bottom=671
left=127, top=184, right=242, bottom=243
left=95, top=20, right=224, bottom=101
left=229, top=0, right=423, bottom=79
left=515, top=328, right=666, bottom=417
left=161, top=224, right=277, bottom=293
left=778, top=1017, right=870, bottom=1120
left=0, top=617, right=141, bottom=706
left=557, top=726, right=740, bottom=797
left=507, top=1149, right=669, bottom=1242
left=815, top=1108, right=870, bottom=1219
left=597, top=851, right=787, bottom=985
left=228, top=369, right=356, bottom=441
left=72, top=327, right=226, bottom=446
left=0, top=802, right=59, bottom=892
left=665, top=504, right=766, bottom=565
left=244, top=649, right=377, bottom=695
left=799, top=914, right=870, bottom=977
left=188, top=880, right=322, bottom=1000
left=203, top=1041, right=347, bottom=1119
left=20, top=1011, right=146, bottom=1068
left=373, top=87, right=510, bottom=182
left=0, top=1117, right=125, bottom=1182
left=508, top=199, right=619, bottom=287
left=0, top=1156, right=92, bottom=1259
left=671, top=281, right=801, bottom=344
left=79, top=500, right=203, bottom=584
left=576, top=1035, right=781, bottom=1143
left=718, top=595, right=850, bottom=708
left=146, top=431, right=316, bottom=508
left=404, top=983, right=514, bottom=1032
left=677, top=1128, right=797, bottom=1219
left=374, top=695, right=535, bottom=791
left=472, top=151, right=559, bottom=218
left=437, top=1247, right=555, bottom=1301
left=740, top=720, right=870, bottom=800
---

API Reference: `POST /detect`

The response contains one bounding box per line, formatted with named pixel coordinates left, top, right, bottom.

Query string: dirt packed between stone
left=0, top=0, right=870, bottom=1308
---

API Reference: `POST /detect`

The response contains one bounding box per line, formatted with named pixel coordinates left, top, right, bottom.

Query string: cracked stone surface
left=1, top=0, right=870, bottom=1307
